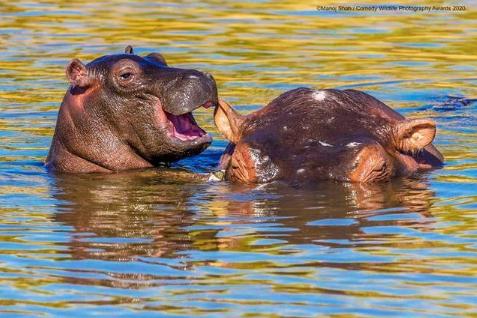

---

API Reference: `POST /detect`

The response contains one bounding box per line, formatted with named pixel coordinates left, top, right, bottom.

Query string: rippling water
left=1, top=1, right=477, bottom=317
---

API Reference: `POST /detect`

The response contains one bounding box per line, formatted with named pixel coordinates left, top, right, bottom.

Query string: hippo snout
left=161, top=69, right=218, bottom=116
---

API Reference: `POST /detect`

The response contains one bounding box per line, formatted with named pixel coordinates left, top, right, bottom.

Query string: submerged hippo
left=214, top=88, right=444, bottom=183
left=46, top=46, right=217, bottom=173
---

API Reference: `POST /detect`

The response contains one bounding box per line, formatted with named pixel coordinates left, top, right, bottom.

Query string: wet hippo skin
left=214, top=88, right=444, bottom=184
left=46, top=46, right=218, bottom=173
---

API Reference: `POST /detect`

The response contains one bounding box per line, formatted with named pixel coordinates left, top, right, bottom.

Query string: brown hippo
left=46, top=46, right=217, bottom=173
left=214, top=88, right=444, bottom=183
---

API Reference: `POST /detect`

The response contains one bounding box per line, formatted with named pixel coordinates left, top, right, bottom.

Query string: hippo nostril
left=204, top=72, right=214, bottom=80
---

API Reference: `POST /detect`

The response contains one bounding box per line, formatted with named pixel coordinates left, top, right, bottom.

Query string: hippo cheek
left=225, top=143, right=258, bottom=183
left=392, top=151, right=422, bottom=176
left=348, top=144, right=395, bottom=182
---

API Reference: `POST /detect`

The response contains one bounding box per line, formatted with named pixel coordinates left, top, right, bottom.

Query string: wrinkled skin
left=46, top=46, right=218, bottom=173
left=214, top=88, right=444, bottom=184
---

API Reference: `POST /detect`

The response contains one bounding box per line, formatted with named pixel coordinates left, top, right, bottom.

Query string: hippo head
left=46, top=46, right=218, bottom=173
left=214, top=88, right=444, bottom=183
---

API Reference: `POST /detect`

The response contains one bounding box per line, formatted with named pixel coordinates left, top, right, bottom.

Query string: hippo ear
left=394, top=119, right=436, bottom=152
left=125, top=45, right=134, bottom=54
left=214, top=99, right=245, bottom=144
left=66, top=59, right=90, bottom=88
left=145, top=53, right=167, bottom=66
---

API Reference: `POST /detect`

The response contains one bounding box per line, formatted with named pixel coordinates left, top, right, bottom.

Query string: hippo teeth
left=166, top=112, right=206, bottom=141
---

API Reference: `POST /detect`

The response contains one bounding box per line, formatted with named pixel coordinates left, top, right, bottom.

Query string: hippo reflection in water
left=214, top=88, right=444, bottom=184
left=51, top=170, right=435, bottom=264
left=46, top=46, right=218, bottom=173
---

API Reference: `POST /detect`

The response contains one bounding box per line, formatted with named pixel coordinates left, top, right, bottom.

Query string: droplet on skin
left=319, top=141, right=333, bottom=147
left=312, top=90, right=327, bottom=101
left=346, top=142, right=361, bottom=148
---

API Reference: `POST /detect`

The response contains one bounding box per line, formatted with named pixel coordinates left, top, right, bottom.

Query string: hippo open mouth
left=164, top=101, right=214, bottom=143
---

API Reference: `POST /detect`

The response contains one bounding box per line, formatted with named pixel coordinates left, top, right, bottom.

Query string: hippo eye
left=119, top=72, right=133, bottom=80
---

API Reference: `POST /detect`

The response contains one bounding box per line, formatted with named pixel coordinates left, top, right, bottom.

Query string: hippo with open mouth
left=46, top=46, right=218, bottom=173
left=214, top=88, right=444, bottom=183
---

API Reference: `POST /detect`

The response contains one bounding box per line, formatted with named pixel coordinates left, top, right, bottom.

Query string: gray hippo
left=214, top=88, right=444, bottom=183
left=46, top=46, right=217, bottom=173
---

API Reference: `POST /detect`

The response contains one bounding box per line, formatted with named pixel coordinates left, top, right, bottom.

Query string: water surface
left=1, top=1, right=477, bottom=317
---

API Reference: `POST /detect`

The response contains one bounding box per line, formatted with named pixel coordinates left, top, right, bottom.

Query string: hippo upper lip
left=180, top=99, right=217, bottom=115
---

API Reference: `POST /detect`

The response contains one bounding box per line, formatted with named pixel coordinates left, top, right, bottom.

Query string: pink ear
left=214, top=99, right=245, bottom=144
left=66, top=59, right=89, bottom=87
left=394, top=119, right=436, bottom=152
